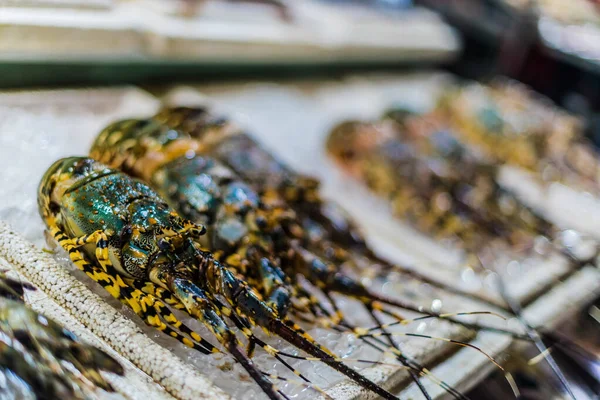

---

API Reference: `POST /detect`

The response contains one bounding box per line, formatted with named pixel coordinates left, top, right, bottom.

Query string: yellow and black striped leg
left=130, top=280, right=221, bottom=354
left=71, top=251, right=217, bottom=355
left=47, top=223, right=218, bottom=355
left=49, top=226, right=110, bottom=271
left=177, top=220, right=206, bottom=238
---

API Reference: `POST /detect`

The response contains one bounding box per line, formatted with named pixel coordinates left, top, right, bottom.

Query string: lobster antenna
left=296, top=288, right=469, bottom=400
left=477, top=251, right=576, bottom=400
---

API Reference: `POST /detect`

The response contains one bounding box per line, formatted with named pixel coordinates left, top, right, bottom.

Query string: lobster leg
left=148, top=267, right=283, bottom=400
left=80, top=265, right=282, bottom=398
left=185, top=253, right=400, bottom=400
left=254, top=256, right=293, bottom=318
left=143, top=281, right=337, bottom=397
left=47, top=223, right=228, bottom=356
left=321, top=289, right=434, bottom=400
left=225, top=245, right=293, bottom=319
left=49, top=227, right=110, bottom=270
left=364, top=302, right=433, bottom=400
left=288, top=243, right=542, bottom=342
left=292, top=288, right=471, bottom=400
left=62, top=243, right=284, bottom=400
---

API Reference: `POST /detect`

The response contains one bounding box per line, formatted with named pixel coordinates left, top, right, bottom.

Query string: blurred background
left=2, top=0, right=600, bottom=142
left=2, top=1, right=600, bottom=399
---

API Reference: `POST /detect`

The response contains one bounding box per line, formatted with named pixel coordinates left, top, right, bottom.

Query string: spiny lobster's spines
left=154, top=107, right=368, bottom=247
left=153, top=106, right=242, bottom=155
left=154, top=106, right=229, bottom=136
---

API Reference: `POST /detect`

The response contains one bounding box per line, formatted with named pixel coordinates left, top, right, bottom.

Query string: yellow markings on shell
left=147, top=315, right=163, bottom=329
left=107, top=284, right=126, bottom=302
left=369, top=300, right=383, bottom=310
left=315, top=317, right=333, bottom=328
left=241, top=327, right=253, bottom=338
left=107, top=130, right=123, bottom=145
left=225, top=253, right=242, bottom=267
left=260, top=327, right=271, bottom=336
left=70, top=254, right=85, bottom=263
left=143, top=296, right=156, bottom=308
left=120, top=138, right=138, bottom=152
left=263, top=345, right=278, bottom=356
left=291, top=323, right=313, bottom=341
left=353, top=327, right=369, bottom=336
left=113, top=274, right=130, bottom=289
left=220, top=307, right=231, bottom=317
left=141, top=282, right=156, bottom=294
left=333, top=310, right=344, bottom=323
left=163, top=312, right=179, bottom=324
left=190, top=332, right=202, bottom=342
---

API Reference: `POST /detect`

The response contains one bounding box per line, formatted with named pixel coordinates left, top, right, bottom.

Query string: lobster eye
left=120, top=225, right=133, bottom=243
left=255, top=215, right=267, bottom=229
left=73, top=158, right=96, bottom=176
left=158, top=238, right=171, bottom=251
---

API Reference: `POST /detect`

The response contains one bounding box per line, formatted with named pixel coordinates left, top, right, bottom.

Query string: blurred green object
left=0, top=59, right=452, bottom=88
